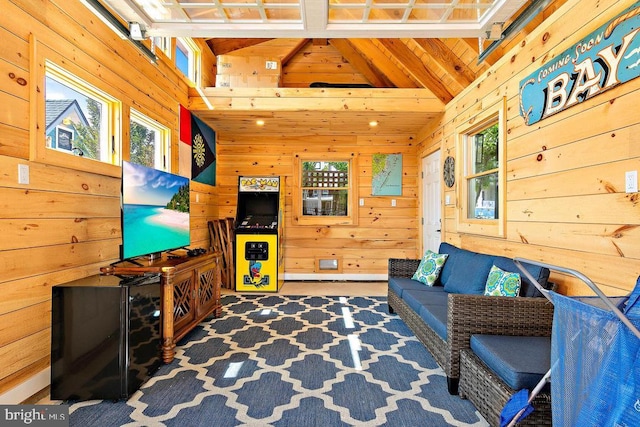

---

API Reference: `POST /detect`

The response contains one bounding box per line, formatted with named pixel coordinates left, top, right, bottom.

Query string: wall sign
left=519, top=2, right=640, bottom=126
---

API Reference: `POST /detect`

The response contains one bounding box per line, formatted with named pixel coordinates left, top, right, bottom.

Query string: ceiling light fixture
left=369, top=120, right=378, bottom=127
left=256, top=120, right=265, bottom=126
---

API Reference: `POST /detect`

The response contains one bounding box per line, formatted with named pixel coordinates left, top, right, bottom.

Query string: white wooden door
left=422, top=151, right=441, bottom=254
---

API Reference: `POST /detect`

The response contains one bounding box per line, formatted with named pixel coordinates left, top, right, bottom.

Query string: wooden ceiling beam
left=412, top=38, right=476, bottom=89
left=206, top=38, right=273, bottom=56
left=329, top=39, right=392, bottom=88
left=347, top=39, right=419, bottom=88
left=190, top=87, right=444, bottom=113
left=377, top=38, right=454, bottom=103
left=281, top=38, right=310, bottom=65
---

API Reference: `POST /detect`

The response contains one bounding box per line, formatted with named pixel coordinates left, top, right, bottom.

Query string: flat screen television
left=121, top=161, right=190, bottom=261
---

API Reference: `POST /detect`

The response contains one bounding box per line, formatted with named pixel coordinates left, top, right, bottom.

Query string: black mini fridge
left=51, top=273, right=162, bottom=401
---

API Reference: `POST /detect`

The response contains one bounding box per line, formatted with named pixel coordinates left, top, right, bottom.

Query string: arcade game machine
left=235, top=176, right=284, bottom=292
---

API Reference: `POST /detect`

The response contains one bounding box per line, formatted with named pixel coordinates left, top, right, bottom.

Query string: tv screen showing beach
left=122, top=161, right=190, bottom=260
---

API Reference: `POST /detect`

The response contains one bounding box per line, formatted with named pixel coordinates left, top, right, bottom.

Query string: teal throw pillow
left=484, top=265, right=521, bottom=297
left=412, top=250, right=449, bottom=286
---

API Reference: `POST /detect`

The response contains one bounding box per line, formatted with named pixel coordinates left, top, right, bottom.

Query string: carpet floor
left=69, top=295, right=488, bottom=426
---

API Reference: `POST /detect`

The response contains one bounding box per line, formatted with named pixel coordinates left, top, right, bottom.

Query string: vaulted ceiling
left=98, top=0, right=567, bottom=134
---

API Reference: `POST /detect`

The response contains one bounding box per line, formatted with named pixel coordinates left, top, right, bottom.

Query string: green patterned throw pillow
left=484, top=265, right=521, bottom=297
left=412, top=250, right=449, bottom=286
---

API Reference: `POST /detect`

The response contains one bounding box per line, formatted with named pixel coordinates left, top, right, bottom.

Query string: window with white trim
left=151, top=36, right=171, bottom=58
left=44, top=61, right=120, bottom=166
left=456, top=98, right=506, bottom=237
left=294, top=155, right=358, bottom=226
left=129, top=109, right=170, bottom=171
left=176, top=37, right=200, bottom=85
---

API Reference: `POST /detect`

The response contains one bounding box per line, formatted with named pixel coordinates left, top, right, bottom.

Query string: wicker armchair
left=459, top=348, right=552, bottom=426
left=387, top=258, right=555, bottom=396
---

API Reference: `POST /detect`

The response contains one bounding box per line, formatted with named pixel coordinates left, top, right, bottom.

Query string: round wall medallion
left=443, top=156, right=455, bottom=188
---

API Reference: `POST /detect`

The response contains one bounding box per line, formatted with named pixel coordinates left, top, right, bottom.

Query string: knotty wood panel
left=0, top=358, right=48, bottom=398
left=0, top=0, right=217, bottom=399
left=0, top=331, right=49, bottom=395
left=216, top=131, right=420, bottom=278
left=419, top=0, right=639, bottom=296
left=0, top=302, right=50, bottom=348
left=0, top=262, right=106, bottom=317
left=282, top=41, right=371, bottom=88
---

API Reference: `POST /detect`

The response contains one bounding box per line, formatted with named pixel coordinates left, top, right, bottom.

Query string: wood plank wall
left=417, top=0, right=640, bottom=296
left=216, top=132, right=420, bottom=277
left=212, top=42, right=421, bottom=277
left=0, top=0, right=217, bottom=399
left=281, top=40, right=372, bottom=88
left=221, top=38, right=372, bottom=88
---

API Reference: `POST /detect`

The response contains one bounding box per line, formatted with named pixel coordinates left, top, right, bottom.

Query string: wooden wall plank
left=0, top=331, right=49, bottom=387
left=0, top=302, right=50, bottom=348
left=0, top=189, right=119, bottom=218
left=419, top=0, right=639, bottom=295
left=0, top=262, right=107, bottom=316
left=0, top=358, right=48, bottom=398
left=0, top=218, right=120, bottom=250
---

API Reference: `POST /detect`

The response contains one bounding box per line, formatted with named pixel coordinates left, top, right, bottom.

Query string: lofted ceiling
left=96, top=0, right=566, bottom=135
left=99, top=0, right=533, bottom=38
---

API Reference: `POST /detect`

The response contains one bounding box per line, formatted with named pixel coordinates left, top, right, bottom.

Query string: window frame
left=31, top=39, right=122, bottom=177
left=151, top=36, right=172, bottom=59
left=175, top=37, right=201, bottom=86
left=293, top=154, right=358, bottom=226
left=128, top=108, right=171, bottom=171
left=455, top=97, right=506, bottom=237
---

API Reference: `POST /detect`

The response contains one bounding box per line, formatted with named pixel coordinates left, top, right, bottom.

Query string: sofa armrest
left=388, top=258, right=421, bottom=279
left=444, top=294, right=554, bottom=379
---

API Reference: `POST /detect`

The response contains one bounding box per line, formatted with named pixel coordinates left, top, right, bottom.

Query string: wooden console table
left=101, top=251, right=222, bottom=363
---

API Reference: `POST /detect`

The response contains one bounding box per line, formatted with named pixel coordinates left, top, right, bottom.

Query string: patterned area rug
left=69, top=295, right=488, bottom=426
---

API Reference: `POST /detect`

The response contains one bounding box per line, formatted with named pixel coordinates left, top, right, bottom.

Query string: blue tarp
left=550, top=276, right=640, bottom=427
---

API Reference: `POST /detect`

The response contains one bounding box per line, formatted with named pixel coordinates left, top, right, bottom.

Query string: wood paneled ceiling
left=100, top=0, right=567, bottom=135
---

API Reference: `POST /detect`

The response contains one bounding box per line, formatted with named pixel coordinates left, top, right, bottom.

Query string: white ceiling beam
left=102, top=0, right=528, bottom=39
left=146, top=22, right=489, bottom=39
left=302, top=0, right=327, bottom=32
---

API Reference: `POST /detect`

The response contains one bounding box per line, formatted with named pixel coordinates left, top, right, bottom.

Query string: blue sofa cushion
left=402, top=288, right=449, bottom=314
left=389, top=277, right=425, bottom=298
left=470, top=335, right=551, bottom=391
left=438, top=242, right=461, bottom=286
left=439, top=243, right=495, bottom=294
left=418, top=303, right=448, bottom=341
left=492, top=257, right=551, bottom=297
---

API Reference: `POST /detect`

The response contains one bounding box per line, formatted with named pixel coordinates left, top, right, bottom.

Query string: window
left=36, top=59, right=121, bottom=175
left=176, top=38, right=200, bottom=85
left=456, top=98, right=506, bottom=237
left=294, top=155, right=358, bottom=225
left=151, top=36, right=171, bottom=58
left=129, top=109, right=170, bottom=171
left=467, top=123, right=498, bottom=220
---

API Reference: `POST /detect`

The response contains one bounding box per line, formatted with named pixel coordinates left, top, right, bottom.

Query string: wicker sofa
left=387, top=242, right=555, bottom=398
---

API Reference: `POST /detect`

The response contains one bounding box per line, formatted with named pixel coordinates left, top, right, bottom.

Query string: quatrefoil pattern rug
left=70, top=295, right=488, bottom=426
